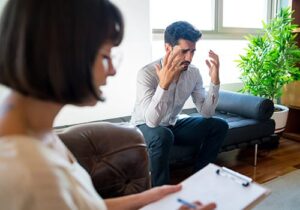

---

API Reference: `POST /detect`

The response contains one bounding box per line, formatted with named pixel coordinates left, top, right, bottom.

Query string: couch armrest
left=57, top=122, right=150, bottom=198
left=217, top=90, right=274, bottom=120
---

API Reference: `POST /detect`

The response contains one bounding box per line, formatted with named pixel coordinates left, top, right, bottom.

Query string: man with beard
left=130, top=21, right=228, bottom=187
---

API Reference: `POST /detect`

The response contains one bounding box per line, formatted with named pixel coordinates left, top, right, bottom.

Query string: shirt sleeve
left=136, top=67, right=170, bottom=127
left=191, top=69, right=220, bottom=118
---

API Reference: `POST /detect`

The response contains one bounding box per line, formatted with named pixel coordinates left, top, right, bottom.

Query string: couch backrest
left=216, top=90, right=274, bottom=120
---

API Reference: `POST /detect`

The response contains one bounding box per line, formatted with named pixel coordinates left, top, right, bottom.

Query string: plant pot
left=271, top=104, right=289, bottom=133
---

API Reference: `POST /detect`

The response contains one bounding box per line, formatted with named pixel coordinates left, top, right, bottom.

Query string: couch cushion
left=190, top=111, right=275, bottom=147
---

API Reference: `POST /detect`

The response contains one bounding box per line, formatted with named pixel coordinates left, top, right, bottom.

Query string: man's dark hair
left=0, top=0, right=124, bottom=104
left=164, top=21, right=202, bottom=46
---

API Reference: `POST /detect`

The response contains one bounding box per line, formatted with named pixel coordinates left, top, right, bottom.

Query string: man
left=130, top=21, right=228, bottom=187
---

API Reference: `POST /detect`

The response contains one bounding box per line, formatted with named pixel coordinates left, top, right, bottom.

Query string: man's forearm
left=196, top=83, right=219, bottom=117
left=143, top=86, right=170, bottom=127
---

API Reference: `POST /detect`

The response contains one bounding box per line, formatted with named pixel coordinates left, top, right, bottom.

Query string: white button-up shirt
left=130, top=59, right=219, bottom=127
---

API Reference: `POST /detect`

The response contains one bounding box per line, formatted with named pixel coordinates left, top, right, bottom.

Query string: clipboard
left=141, top=163, right=270, bottom=210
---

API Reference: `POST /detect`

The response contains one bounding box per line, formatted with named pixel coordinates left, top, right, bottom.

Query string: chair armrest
left=57, top=122, right=150, bottom=198
left=217, top=90, right=274, bottom=120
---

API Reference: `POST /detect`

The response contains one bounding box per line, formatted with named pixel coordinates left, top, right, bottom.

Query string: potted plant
left=237, top=7, right=300, bottom=133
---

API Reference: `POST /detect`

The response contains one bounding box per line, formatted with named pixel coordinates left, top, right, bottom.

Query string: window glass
left=223, top=0, right=268, bottom=28
left=150, top=0, right=214, bottom=30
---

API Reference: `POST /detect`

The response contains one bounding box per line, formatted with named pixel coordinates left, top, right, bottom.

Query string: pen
left=177, top=198, right=196, bottom=209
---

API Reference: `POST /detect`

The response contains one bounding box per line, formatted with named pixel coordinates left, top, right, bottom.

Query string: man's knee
left=140, top=125, right=174, bottom=149
left=210, top=118, right=229, bottom=135
left=152, top=127, right=174, bottom=149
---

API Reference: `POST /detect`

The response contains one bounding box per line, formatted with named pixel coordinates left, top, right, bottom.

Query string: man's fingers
left=205, top=60, right=211, bottom=68
left=209, top=49, right=217, bottom=56
left=208, top=50, right=219, bottom=63
left=210, top=60, right=218, bottom=67
left=163, top=51, right=172, bottom=67
left=167, top=49, right=183, bottom=68
left=155, top=64, right=161, bottom=75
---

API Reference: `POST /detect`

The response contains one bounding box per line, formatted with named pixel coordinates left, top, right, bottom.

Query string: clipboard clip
left=216, top=167, right=252, bottom=187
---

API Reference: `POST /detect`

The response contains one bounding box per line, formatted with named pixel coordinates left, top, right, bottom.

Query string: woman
left=0, top=0, right=216, bottom=209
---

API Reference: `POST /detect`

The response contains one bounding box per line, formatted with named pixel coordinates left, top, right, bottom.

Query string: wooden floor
left=171, top=137, right=300, bottom=184
left=214, top=137, right=300, bottom=184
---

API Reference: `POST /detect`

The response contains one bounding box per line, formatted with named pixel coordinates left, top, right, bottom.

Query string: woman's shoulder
left=0, top=136, right=62, bottom=208
left=0, top=136, right=34, bottom=210
left=0, top=135, right=107, bottom=210
left=0, top=135, right=49, bottom=184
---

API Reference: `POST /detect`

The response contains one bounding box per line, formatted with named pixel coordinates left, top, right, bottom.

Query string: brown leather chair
left=57, top=122, right=150, bottom=198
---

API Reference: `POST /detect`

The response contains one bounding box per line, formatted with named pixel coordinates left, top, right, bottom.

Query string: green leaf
left=236, top=7, right=300, bottom=100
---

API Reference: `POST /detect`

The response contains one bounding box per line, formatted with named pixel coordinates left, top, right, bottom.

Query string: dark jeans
left=138, top=117, right=228, bottom=187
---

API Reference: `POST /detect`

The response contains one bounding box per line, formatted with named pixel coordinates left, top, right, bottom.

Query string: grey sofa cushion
left=189, top=111, right=275, bottom=147
left=217, top=90, right=274, bottom=120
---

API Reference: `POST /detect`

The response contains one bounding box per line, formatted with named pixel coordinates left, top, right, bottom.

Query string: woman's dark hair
left=164, top=21, right=202, bottom=46
left=0, top=0, right=124, bottom=104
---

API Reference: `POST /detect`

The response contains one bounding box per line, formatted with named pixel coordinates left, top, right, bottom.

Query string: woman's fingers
left=178, top=201, right=216, bottom=210
left=199, top=202, right=217, bottom=210
left=156, top=184, right=182, bottom=196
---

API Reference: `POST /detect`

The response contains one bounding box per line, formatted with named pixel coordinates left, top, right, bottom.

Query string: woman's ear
left=164, top=43, right=172, bottom=53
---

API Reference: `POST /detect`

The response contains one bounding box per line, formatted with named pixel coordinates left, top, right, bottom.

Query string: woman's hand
left=105, top=184, right=182, bottom=210
left=136, top=185, right=216, bottom=210
left=140, top=184, right=183, bottom=205
left=178, top=201, right=216, bottom=210
left=105, top=184, right=216, bottom=210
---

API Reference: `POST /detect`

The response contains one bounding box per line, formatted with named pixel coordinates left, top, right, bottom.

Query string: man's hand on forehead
left=171, top=45, right=182, bottom=54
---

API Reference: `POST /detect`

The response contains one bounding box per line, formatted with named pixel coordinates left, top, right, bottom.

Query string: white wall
left=54, top=0, right=152, bottom=126
left=0, top=0, right=242, bottom=127
left=0, top=0, right=152, bottom=127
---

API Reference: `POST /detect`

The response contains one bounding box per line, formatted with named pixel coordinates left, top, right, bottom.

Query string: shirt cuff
left=153, top=85, right=170, bottom=102
left=209, top=82, right=220, bottom=93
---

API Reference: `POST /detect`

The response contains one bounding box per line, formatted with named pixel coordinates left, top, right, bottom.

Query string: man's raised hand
left=156, top=47, right=185, bottom=90
left=205, top=50, right=220, bottom=85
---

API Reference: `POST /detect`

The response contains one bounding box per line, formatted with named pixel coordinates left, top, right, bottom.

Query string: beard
left=181, top=61, right=191, bottom=71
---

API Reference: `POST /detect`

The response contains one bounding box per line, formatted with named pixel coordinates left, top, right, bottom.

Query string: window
left=151, top=0, right=275, bottom=34
left=150, top=0, right=214, bottom=31
left=150, top=0, right=278, bottom=85
left=222, top=0, right=269, bottom=29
